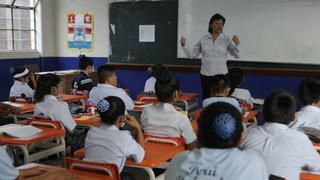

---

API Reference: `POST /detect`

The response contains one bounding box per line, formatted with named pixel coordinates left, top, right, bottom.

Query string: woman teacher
left=180, top=13, right=240, bottom=100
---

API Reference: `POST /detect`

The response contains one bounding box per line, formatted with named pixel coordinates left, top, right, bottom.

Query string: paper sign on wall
left=139, top=25, right=155, bottom=42
left=67, top=12, right=94, bottom=51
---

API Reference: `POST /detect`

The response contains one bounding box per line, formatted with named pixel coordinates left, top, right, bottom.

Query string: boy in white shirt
left=241, top=90, right=320, bottom=180
left=144, top=64, right=166, bottom=94
left=85, top=96, right=144, bottom=177
left=141, top=70, right=197, bottom=150
left=290, top=78, right=320, bottom=130
left=9, top=66, right=36, bottom=98
left=202, top=74, right=242, bottom=112
left=165, top=102, right=268, bottom=180
left=89, top=65, right=134, bottom=110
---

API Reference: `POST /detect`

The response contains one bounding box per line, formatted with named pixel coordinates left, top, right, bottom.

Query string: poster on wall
left=67, top=12, right=93, bottom=51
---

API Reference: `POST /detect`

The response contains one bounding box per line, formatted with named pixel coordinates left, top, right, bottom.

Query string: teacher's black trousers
left=200, top=74, right=213, bottom=100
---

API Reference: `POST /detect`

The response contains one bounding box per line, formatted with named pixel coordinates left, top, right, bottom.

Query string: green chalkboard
left=109, top=0, right=200, bottom=66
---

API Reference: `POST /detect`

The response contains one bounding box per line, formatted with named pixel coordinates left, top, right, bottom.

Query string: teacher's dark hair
left=208, top=13, right=226, bottom=33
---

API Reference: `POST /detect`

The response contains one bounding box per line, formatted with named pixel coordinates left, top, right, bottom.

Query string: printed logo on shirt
left=80, top=79, right=92, bottom=85
left=176, top=166, right=221, bottom=180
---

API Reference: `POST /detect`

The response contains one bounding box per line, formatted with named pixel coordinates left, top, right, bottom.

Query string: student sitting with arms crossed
left=10, top=66, right=37, bottom=99
left=165, top=102, right=268, bottom=180
left=89, top=65, right=134, bottom=110
left=72, top=55, right=95, bottom=92
left=203, top=74, right=242, bottom=113
left=85, top=96, right=144, bottom=179
left=143, top=64, right=166, bottom=94
left=140, top=70, right=197, bottom=150
left=290, top=78, right=320, bottom=130
left=240, top=90, right=320, bottom=180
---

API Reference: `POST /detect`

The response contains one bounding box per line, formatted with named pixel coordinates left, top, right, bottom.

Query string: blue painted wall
left=0, top=56, right=311, bottom=103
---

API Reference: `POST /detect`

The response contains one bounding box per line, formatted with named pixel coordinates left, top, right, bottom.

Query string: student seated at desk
left=203, top=74, right=242, bottom=113
left=140, top=71, right=197, bottom=150
left=227, top=68, right=254, bottom=107
left=85, top=96, right=144, bottom=177
left=240, top=90, right=320, bottom=180
left=0, top=146, right=75, bottom=180
left=9, top=66, right=36, bottom=98
left=165, top=102, right=268, bottom=180
left=89, top=65, right=134, bottom=110
left=34, top=74, right=76, bottom=131
left=72, top=55, right=95, bottom=92
left=290, top=78, right=320, bottom=130
left=144, top=64, right=166, bottom=94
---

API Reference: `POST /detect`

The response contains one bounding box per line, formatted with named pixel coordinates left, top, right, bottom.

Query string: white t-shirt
left=10, top=80, right=34, bottom=98
left=241, top=122, right=320, bottom=180
left=0, top=146, right=19, bottom=180
left=230, top=88, right=254, bottom=107
left=89, top=84, right=134, bottom=110
left=144, top=76, right=156, bottom=93
left=165, top=148, right=268, bottom=180
left=203, top=96, right=242, bottom=112
left=34, top=95, right=76, bottom=131
left=84, top=124, right=145, bottom=172
left=290, top=105, right=320, bottom=130
left=141, top=103, right=197, bottom=144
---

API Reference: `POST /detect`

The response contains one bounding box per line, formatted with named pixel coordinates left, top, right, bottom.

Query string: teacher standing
left=180, top=13, right=240, bottom=100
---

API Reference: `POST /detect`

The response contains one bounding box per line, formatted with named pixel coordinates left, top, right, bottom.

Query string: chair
left=144, top=134, right=184, bottom=147
left=27, top=116, right=63, bottom=129
left=136, top=94, right=159, bottom=103
left=65, top=157, right=121, bottom=180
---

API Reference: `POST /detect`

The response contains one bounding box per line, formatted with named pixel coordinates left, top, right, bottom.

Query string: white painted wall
left=54, top=0, right=109, bottom=57
left=40, top=0, right=56, bottom=57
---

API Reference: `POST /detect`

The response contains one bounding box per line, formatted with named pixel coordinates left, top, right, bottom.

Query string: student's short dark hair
left=155, top=70, right=179, bottom=102
left=198, top=102, right=243, bottom=149
left=151, top=64, right=166, bottom=80
left=210, top=74, right=229, bottom=95
left=34, top=73, right=61, bottom=102
left=227, top=68, right=244, bottom=96
left=98, top=96, right=125, bottom=125
left=208, top=13, right=226, bottom=33
left=298, top=78, right=320, bottom=106
left=78, top=55, right=93, bottom=70
left=97, top=65, right=116, bottom=84
left=263, top=90, right=296, bottom=125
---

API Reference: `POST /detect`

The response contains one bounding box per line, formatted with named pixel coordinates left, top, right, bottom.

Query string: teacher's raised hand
left=232, top=35, right=240, bottom=45
left=180, top=36, right=186, bottom=47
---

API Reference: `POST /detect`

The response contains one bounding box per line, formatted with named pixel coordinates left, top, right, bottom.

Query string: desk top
left=73, top=114, right=101, bottom=126
left=18, top=163, right=111, bottom=180
left=300, top=172, right=320, bottom=180
left=0, top=126, right=65, bottom=145
left=126, top=140, right=184, bottom=167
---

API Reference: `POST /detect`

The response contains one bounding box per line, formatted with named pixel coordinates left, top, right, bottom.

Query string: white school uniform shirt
left=34, top=95, right=76, bottom=131
left=290, top=105, right=320, bottom=130
left=165, top=148, right=268, bottom=180
left=241, top=122, right=320, bottom=180
left=0, top=146, right=19, bottom=180
left=141, top=103, right=197, bottom=144
left=203, top=96, right=242, bottom=112
left=89, top=84, right=134, bottom=110
left=10, top=80, right=34, bottom=98
left=144, top=76, right=156, bottom=93
left=230, top=88, right=254, bottom=106
left=182, top=33, right=240, bottom=76
left=84, top=124, right=144, bottom=172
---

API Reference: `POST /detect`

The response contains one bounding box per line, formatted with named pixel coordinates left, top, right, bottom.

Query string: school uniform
left=89, top=84, right=134, bottom=110
left=0, top=146, right=19, bottom=180
left=203, top=96, right=242, bottom=112
left=241, top=122, right=320, bottom=180
left=290, top=105, right=320, bottom=130
left=34, top=95, right=76, bottom=131
left=9, top=80, right=34, bottom=98
left=143, top=76, right=156, bottom=93
left=165, top=148, right=268, bottom=180
left=84, top=124, right=144, bottom=172
left=230, top=88, right=254, bottom=106
left=141, top=103, right=197, bottom=144
left=72, top=71, right=94, bottom=92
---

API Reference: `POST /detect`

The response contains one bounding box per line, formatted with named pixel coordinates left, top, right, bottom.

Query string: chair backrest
left=136, top=94, right=159, bottom=103
left=65, top=157, right=121, bottom=180
left=27, top=116, right=63, bottom=129
left=144, top=134, right=184, bottom=147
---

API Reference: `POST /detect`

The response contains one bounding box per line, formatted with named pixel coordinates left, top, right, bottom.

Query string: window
left=0, top=0, right=39, bottom=51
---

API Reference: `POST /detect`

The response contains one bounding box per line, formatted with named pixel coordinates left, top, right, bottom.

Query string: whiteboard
left=177, top=0, right=320, bottom=64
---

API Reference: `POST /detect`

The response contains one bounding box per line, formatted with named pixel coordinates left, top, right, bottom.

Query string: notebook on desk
left=2, top=101, right=24, bottom=108
left=0, top=124, right=42, bottom=138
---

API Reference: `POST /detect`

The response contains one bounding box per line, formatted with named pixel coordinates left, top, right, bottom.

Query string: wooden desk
left=0, top=126, right=65, bottom=164
left=18, top=163, right=111, bottom=180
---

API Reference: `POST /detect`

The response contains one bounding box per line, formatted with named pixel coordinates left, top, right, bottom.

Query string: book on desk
left=0, top=124, right=42, bottom=138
